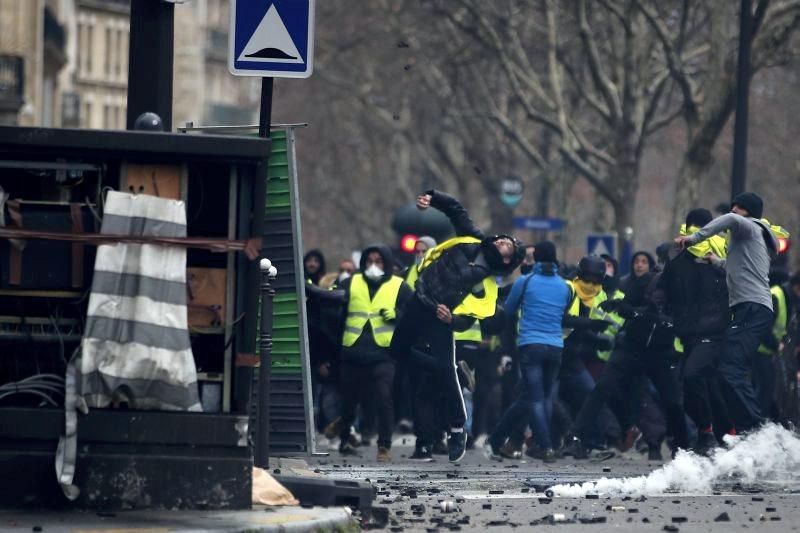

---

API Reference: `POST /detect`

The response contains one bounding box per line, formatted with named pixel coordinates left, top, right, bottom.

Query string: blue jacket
left=504, top=263, right=570, bottom=348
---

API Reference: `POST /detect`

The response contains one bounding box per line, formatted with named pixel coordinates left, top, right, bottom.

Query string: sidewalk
left=0, top=505, right=356, bottom=533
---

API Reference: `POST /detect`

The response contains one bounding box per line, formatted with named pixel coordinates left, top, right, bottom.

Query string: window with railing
left=86, top=25, right=94, bottom=76
left=0, top=55, right=24, bottom=106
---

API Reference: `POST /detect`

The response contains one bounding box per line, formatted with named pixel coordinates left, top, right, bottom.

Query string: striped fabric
left=78, top=191, right=201, bottom=411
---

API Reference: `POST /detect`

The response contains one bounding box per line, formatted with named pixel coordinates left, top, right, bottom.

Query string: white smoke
left=550, top=424, right=800, bottom=497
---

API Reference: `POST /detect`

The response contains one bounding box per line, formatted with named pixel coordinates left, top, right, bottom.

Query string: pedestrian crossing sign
left=587, top=233, right=616, bottom=258
left=229, top=0, right=315, bottom=78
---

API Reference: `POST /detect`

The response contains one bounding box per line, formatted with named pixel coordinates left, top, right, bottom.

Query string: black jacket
left=562, top=300, right=612, bottom=367
left=658, top=250, right=729, bottom=342
left=614, top=272, right=675, bottom=352
left=415, top=190, right=491, bottom=311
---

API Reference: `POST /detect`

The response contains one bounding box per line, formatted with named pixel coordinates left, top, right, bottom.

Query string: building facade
left=0, top=0, right=67, bottom=127
left=0, top=0, right=259, bottom=130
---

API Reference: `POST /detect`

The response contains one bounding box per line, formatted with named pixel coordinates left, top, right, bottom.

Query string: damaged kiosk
left=0, top=0, right=315, bottom=510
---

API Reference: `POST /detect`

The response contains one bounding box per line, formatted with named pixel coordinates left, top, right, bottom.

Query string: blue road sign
left=587, top=233, right=616, bottom=258
left=229, top=0, right=315, bottom=78
left=513, top=217, right=564, bottom=231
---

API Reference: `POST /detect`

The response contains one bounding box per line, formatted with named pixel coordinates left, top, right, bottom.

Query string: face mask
left=414, top=255, right=424, bottom=266
left=338, top=271, right=351, bottom=282
left=364, top=264, right=384, bottom=281
left=574, top=279, right=602, bottom=305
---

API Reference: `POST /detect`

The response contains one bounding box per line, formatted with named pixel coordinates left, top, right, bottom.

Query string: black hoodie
left=337, top=244, right=414, bottom=364
left=303, top=249, right=327, bottom=285
left=619, top=251, right=656, bottom=294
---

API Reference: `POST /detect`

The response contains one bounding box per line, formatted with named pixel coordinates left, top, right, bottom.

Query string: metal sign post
left=229, top=0, right=316, bottom=468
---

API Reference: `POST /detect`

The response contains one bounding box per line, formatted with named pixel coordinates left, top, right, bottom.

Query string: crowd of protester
left=304, top=190, right=798, bottom=464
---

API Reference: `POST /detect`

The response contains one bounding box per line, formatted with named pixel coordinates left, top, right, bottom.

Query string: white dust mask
left=364, top=264, right=384, bottom=281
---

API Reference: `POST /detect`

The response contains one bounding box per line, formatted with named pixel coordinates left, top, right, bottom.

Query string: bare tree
left=434, top=0, right=685, bottom=247
left=635, top=0, right=800, bottom=228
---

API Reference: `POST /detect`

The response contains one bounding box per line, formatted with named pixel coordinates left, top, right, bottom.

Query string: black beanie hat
left=731, top=192, right=763, bottom=219
left=533, top=241, right=557, bottom=263
left=685, top=208, right=712, bottom=228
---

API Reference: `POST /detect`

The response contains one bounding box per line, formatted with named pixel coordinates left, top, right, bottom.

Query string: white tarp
left=78, top=191, right=201, bottom=410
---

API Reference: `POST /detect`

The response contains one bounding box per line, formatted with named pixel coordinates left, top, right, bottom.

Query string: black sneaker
left=483, top=442, right=503, bottom=462
left=694, top=431, right=718, bottom=456
left=563, top=436, right=588, bottom=460
left=647, top=444, right=663, bottom=461
left=432, top=438, right=448, bottom=455
left=448, top=431, right=467, bottom=463
left=409, top=445, right=434, bottom=462
left=526, top=443, right=557, bottom=463
left=339, top=441, right=360, bottom=457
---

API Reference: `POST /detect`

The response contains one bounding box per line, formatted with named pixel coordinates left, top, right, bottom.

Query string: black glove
left=589, top=318, right=612, bottom=332
left=594, top=335, right=614, bottom=352
left=599, top=299, right=622, bottom=312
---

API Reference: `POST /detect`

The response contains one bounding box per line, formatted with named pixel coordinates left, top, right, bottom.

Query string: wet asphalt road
left=308, top=437, right=800, bottom=532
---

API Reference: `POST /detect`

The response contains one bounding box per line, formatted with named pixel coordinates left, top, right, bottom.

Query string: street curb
left=218, top=506, right=357, bottom=533
left=1, top=506, right=358, bottom=533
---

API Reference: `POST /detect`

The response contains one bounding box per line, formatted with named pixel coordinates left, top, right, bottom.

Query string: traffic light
left=400, top=234, right=417, bottom=254
left=773, top=236, right=791, bottom=269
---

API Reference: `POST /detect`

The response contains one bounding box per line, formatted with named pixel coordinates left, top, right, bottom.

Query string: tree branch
left=577, top=0, right=623, bottom=122
left=633, top=0, right=700, bottom=122
left=489, top=111, right=547, bottom=169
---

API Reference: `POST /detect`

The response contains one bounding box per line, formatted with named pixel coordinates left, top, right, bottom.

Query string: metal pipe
left=254, top=259, right=277, bottom=468
left=177, top=123, right=309, bottom=133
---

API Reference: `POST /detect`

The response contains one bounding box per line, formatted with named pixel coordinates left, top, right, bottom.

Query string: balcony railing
left=0, top=55, right=24, bottom=109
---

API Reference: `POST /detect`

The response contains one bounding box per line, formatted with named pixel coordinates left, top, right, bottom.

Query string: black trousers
left=752, top=354, right=777, bottom=420
left=574, top=345, right=689, bottom=449
left=338, top=359, right=395, bottom=449
left=473, top=349, right=503, bottom=437
left=682, top=338, right=734, bottom=433
left=718, top=303, right=774, bottom=431
left=390, top=295, right=466, bottom=446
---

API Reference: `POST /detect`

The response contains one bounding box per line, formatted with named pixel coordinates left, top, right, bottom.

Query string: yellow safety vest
left=595, top=289, right=626, bottom=362
left=674, top=337, right=684, bottom=354
left=342, top=274, right=403, bottom=348
left=418, top=236, right=499, bottom=319
left=454, top=318, right=483, bottom=343
left=405, top=262, right=420, bottom=289
left=758, top=285, right=788, bottom=356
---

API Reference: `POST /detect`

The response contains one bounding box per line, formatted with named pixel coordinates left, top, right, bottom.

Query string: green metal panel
left=264, top=129, right=302, bottom=375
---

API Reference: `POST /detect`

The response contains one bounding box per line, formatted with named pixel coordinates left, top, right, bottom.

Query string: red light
left=778, top=237, right=790, bottom=254
left=400, top=234, right=418, bottom=253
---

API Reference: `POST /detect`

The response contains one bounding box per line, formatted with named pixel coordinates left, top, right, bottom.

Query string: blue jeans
left=490, top=344, right=561, bottom=450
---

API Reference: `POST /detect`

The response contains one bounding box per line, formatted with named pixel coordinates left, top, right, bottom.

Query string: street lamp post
left=731, top=0, right=753, bottom=198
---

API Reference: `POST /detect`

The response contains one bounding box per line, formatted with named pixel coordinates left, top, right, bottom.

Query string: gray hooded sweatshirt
left=686, top=213, right=777, bottom=311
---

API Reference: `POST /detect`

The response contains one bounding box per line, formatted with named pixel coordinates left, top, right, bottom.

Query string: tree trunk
left=670, top=141, right=716, bottom=232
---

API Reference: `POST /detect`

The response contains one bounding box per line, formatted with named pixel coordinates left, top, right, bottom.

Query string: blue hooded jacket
left=504, top=262, right=571, bottom=348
